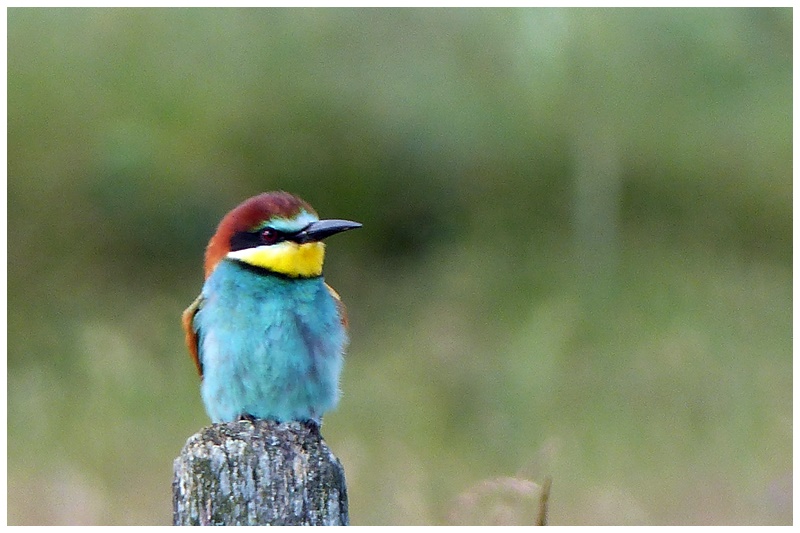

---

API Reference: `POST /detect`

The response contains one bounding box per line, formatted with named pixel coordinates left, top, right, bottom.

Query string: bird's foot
left=302, top=418, right=321, bottom=435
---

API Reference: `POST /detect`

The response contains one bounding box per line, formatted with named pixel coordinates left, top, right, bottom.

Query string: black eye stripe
left=230, top=228, right=289, bottom=251
left=229, top=231, right=262, bottom=252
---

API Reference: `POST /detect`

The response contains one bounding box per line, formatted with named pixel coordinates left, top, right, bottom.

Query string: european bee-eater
left=182, top=191, right=361, bottom=424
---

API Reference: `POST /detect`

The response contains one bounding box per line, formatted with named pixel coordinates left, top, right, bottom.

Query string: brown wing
left=182, top=295, right=204, bottom=377
left=325, top=283, right=349, bottom=330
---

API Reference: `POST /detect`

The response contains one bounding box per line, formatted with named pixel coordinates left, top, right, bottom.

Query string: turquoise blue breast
left=194, top=259, right=346, bottom=423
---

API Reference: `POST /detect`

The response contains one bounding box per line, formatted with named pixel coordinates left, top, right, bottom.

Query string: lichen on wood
left=173, top=419, right=348, bottom=526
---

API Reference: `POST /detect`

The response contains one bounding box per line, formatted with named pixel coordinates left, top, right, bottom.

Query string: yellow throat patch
left=227, top=241, right=326, bottom=277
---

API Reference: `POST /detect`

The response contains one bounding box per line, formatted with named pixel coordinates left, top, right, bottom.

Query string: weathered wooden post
left=173, top=419, right=348, bottom=525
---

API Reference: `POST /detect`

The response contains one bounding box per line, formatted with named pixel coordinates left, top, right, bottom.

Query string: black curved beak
left=291, top=219, right=362, bottom=244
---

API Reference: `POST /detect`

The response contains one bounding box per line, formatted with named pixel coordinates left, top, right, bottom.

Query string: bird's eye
left=260, top=228, right=281, bottom=245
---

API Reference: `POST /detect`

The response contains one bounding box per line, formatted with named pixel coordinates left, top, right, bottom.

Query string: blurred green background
left=7, top=7, right=791, bottom=525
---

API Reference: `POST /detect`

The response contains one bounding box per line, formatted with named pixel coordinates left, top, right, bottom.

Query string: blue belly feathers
left=194, top=259, right=346, bottom=423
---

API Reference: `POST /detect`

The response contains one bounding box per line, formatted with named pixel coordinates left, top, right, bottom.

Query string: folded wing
left=182, top=294, right=205, bottom=377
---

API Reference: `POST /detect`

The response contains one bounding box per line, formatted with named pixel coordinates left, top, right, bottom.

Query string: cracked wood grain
left=173, top=419, right=348, bottom=526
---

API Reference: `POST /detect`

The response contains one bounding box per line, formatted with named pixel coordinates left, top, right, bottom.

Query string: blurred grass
left=7, top=7, right=791, bottom=525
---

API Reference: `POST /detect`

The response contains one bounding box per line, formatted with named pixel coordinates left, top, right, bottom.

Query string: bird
left=182, top=191, right=361, bottom=424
